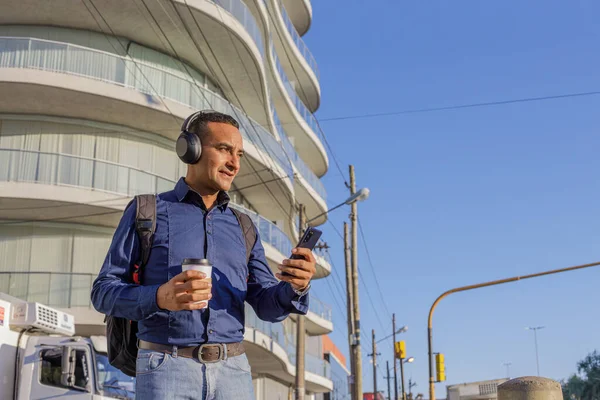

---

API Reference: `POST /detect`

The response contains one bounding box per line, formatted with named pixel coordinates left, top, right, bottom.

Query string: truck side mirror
left=60, top=346, right=75, bottom=388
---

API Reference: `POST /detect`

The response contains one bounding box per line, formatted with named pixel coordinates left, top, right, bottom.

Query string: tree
left=562, top=351, right=600, bottom=400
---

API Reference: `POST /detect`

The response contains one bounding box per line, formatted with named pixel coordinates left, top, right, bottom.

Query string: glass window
left=39, top=347, right=90, bottom=391
left=96, top=353, right=135, bottom=399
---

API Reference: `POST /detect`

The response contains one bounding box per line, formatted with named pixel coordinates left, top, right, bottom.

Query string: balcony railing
left=207, top=0, right=327, bottom=169
left=0, top=271, right=331, bottom=379
left=270, top=43, right=325, bottom=143
left=211, top=0, right=265, bottom=56
left=277, top=0, right=319, bottom=79
left=0, top=149, right=301, bottom=265
left=0, top=37, right=294, bottom=184
left=0, top=36, right=328, bottom=201
left=229, top=203, right=292, bottom=259
left=244, top=304, right=330, bottom=378
left=0, top=148, right=175, bottom=196
left=276, top=115, right=326, bottom=200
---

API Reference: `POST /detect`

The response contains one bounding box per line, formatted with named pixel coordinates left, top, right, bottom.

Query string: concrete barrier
left=498, top=377, right=563, bottom=400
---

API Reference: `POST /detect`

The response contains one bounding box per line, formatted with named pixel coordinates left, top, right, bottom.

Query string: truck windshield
left=95, top=354, right=135, bottom=400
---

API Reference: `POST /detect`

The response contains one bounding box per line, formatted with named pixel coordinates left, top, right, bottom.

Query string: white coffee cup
left=181, top=258, right=212, bottom=306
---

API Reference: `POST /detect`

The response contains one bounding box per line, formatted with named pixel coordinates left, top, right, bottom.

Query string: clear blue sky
left=304, top=0, right=600, bottom=396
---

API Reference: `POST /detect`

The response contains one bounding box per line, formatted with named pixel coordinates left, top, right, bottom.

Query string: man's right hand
left=156, top=270, right=212, bottom=311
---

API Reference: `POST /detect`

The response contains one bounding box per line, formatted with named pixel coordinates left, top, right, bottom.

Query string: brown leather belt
left=138, top=340, right=245, bottom=363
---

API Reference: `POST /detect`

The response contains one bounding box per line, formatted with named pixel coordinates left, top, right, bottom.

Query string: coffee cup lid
left=182, top=258, right=211, bottom=265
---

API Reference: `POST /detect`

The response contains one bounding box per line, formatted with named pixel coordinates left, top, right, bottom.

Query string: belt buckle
left=197, top=343, right=224, bottom=364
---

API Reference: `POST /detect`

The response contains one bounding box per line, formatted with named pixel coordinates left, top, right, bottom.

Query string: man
left=92, top=110, right=316, bottom=399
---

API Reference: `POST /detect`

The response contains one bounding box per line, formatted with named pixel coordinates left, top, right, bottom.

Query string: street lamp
left=503, top=362, right=512, bottom=378
left=400, top=356, right=414, bottom=400
left=526, top=326, right=545, bottom=376
left=377, top=326, right=408, bottom=344
left=305, top=187, right=370, bottom=225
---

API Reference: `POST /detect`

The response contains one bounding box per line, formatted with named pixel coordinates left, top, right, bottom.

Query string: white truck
left=0, top=293, right=135, bottom=399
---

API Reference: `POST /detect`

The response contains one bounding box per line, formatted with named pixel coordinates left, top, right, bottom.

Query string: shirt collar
left=174, top=177, right=231, bottom=211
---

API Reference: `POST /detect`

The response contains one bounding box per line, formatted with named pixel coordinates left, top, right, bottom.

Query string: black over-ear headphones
left=176, top=111, right=207, bottom=164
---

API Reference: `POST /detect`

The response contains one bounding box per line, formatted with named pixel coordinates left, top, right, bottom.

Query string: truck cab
left=0, top=294, right=135, bottom=399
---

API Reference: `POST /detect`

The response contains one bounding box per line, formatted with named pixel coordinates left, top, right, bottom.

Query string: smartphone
left=281, top=227, right=322, bottom=276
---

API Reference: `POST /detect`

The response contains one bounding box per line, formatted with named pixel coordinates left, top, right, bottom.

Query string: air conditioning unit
left=10, top=302, right=75, bottom=336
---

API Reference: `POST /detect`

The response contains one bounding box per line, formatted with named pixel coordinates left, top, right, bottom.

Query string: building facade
left=323, top=336, right=351, bottom=400
left=0, top=0, right=334, bottom=397
left=447, top=378, right=510, bottom=400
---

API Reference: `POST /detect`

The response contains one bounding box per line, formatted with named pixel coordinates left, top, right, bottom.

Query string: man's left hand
left=276, top=247, right=316, bottom=291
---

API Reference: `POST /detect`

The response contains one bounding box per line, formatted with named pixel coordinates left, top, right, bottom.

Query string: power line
left=127, top=0, right=297, bottom=223
left=327, top=219, right=387, bottom=332
left=82, top=0, right=181, bottom=128
left=2, top=0, right=293, bottom=228
left=172, top=0, right=296, bottom=219
left=201, top=0, right=297, bottom=207
left=319, top=90, right=600, bottom=123
left=324, top=249, right=352, bottom=310
left=358, top=216, right=392, bottom=319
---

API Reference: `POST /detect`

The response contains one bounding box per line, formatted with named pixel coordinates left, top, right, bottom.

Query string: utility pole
left=400, top=356, right=406, bottom=400
left=295, top=204, right=306, bottom=400
left=369, top=329, right=379, bottom=398
left=393, top=314, right=398, bottom=400
left=349, top=165, right=363, bottom=400
left=344, top=222, right=356, bottom=397
left=408, top=379, right=416, bottom=400
left=385, top=361, right=392, bottom=400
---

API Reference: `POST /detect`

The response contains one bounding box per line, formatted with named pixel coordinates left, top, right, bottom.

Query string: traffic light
left=394, top=340, right=406, bottom=359
left=435, top=353, right=446, bottom=382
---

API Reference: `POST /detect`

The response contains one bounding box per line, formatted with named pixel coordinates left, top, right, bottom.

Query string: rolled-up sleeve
left=245, top=227, right=309, bottom=322
left=91, top=199, right=161, bottom=321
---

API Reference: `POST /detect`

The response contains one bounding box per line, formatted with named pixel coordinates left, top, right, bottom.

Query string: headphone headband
left=181, top=109, right=218, bottom=134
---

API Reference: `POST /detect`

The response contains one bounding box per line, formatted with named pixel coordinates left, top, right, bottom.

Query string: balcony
left=244, top=304, right=333, bottom=392
left=0, top=36, right=326, bottom=206
left=277, top=118, right=327, bottom=219
left=289, top=294, right=333, bottom=336
left=280, top=0, right=312, bottom=37
left=268, top=0, right=320, bottom=112
left=0, top=0, right=272, bottom=123
left=268, top=44, right=328, bottom=177
left=0, top=148, right=330, bottom=278
left=228, top=203, right=331, bottom=279
left=276, top=0, right=318, bottom=81
left=0, top=36, right=330, bottom=221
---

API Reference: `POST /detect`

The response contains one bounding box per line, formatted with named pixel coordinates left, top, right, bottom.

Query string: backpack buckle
left=136, top=219, right=153, bottom=232
left=133, top=264, right=141, bottom=284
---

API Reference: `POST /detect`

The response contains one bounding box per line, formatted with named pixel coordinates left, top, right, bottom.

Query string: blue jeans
left=135, top=348, right=255, bottom=399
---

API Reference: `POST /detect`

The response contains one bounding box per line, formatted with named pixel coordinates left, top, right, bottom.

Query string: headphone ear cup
left=176, top=132, right=202, bottom=164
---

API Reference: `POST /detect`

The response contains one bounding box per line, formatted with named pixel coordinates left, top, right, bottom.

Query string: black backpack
left=105, top=194, right=257, bottom=377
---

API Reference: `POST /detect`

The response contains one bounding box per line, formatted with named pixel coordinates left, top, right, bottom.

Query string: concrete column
left=498, top=377, right=563, bottom=400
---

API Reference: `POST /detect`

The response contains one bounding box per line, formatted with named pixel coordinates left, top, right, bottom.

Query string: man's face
left=191, top=122, right=244, bottom=192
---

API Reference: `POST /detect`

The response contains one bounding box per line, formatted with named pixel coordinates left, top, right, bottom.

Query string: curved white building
left=0, top=0, right=333, bottom=397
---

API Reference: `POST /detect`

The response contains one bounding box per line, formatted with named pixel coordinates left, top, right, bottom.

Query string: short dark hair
left=188, top=111, right=239, bottom=139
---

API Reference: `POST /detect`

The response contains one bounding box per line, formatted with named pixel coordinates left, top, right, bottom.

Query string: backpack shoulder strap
left=135, top=194, right=157, bottom=269
left=230, top=208, right=257, bottom=264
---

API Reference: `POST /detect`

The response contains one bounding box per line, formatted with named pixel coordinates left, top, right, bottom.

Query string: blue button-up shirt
left=92, top=178, right=309, bottom=346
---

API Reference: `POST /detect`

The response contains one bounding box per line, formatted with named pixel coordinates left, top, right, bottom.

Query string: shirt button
left=209, top=330, right=214, bottom=334
left=207, top=230, right=212, bottom=235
